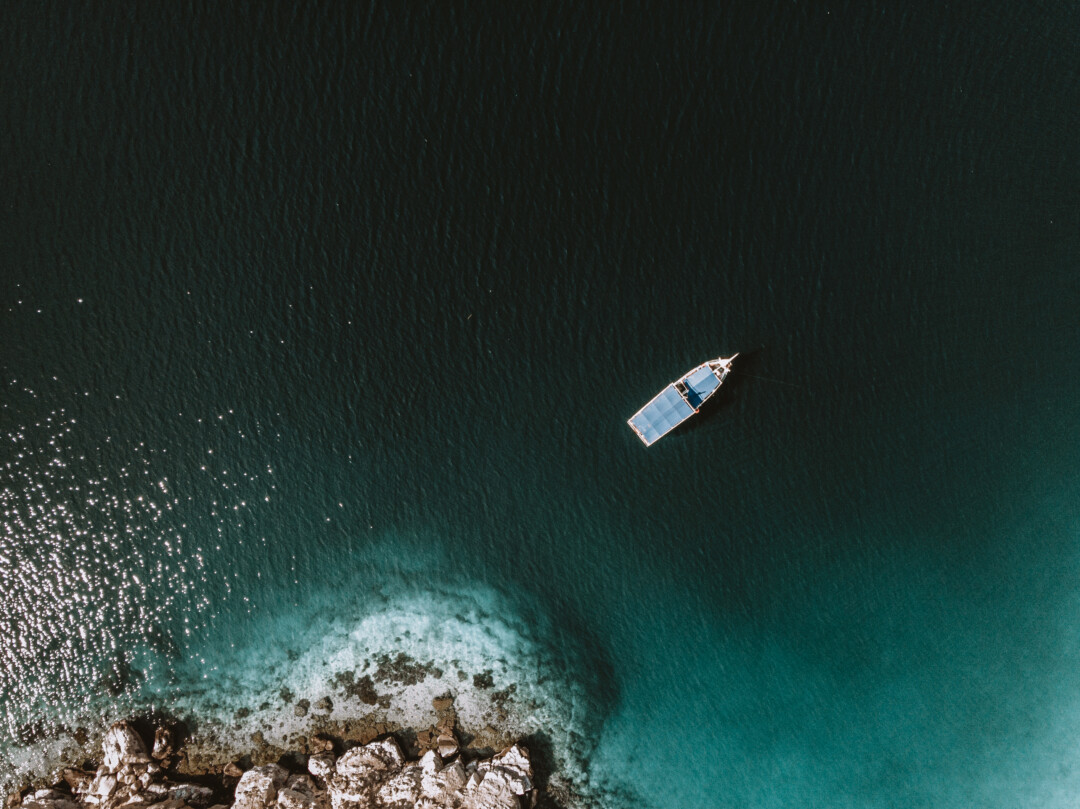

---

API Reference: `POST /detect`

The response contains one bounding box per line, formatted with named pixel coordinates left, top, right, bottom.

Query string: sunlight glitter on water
left=0, top=384, right=248, bottom=784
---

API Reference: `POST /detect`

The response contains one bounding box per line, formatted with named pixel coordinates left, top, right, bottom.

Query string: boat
left=627, top=354, right=738, bottom=446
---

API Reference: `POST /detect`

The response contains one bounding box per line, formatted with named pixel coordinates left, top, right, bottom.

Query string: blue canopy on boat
left=628, top=384, right=695, bottom=445
left=684, top=366, right=720, bottom=408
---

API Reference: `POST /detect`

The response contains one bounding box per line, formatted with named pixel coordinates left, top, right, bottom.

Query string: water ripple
left=0, top=383, right=218, bottom=761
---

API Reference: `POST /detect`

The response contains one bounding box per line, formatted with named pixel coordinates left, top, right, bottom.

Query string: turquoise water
left=3, top=2, right=1080, bottom=806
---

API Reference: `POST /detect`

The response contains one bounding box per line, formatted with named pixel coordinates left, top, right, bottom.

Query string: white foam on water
left=163, top=573, right=602, bottom=799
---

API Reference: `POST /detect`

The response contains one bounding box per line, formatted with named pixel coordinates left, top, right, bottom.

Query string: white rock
left=22, top=790, right=80, bottom=809
left=435, top=734, right=458, bottom=760
left=103, top=722, right=150, bottom=771
left=491, top=746, right=531, bottom=782
left=420, top=752, right=463, bottom=801
left=26, top=800, right=81, bottom=809
left=115, top=795, right=151, bottom=809
left=328, top=739, right=408, bottom=809
left=141, top=784, right=169, bottom=800
left=375, top=765, right=420, bottom=806
left=437, top=760, right=467, bottom=793
left=334, top=739, right=404, bottom=781
left=461, top=745, right=533, bottom=809
left=466, top=768, right=524, bottom=809
left=233, top=765, right=288, bottom=809
left=306, top=754, right=335, bottom=784
left=92, top=773, right=118, bottom=799
left=420, top=750, right=441, bottom=775
left=274, top=788, right=314, bottom=809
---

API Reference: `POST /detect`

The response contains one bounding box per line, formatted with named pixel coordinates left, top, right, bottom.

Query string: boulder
left=140, top=785, right=169, bottom=802
left=418, top=750, right=459, bottom=801
left=102, top=723, right=150, bottom=772
left=306, top=755, right=334, bottom=785
left=307, top=735, right=334, bottom=755
left=435, top=732, right=458, bottom=760
left=491, top=745, right=532, bottom=788
left=89, top=773, right=118, bottom=801
left=232, top=765, right=288, bottom=809
left=333, top=739, right=403, bottom=782
left=273, top=790, right=314, bottom=809
left=328, top=739, right=406, bottom=809
left=5, top=717, right=534, bottom=809
left=166, top=785, right=213, bottom=807
left=20, top=790, right=80, bottom=809
left=374, top=765, right=420, bottom=807
left=464, top=745, right=533, bottom=809
left=151, top=729, right=175, bottom=761
left=281, top=777, right=314, bottom=799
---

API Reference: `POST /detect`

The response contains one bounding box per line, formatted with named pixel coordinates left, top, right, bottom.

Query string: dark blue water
left=3, top=2, right=1080, bottom=806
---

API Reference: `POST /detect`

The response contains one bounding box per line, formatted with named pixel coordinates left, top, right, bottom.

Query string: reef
left=4, top=704, right=539, bottom=809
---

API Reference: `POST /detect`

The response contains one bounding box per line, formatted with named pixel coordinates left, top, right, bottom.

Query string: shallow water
left=3, top=2, right=1080, bottom=806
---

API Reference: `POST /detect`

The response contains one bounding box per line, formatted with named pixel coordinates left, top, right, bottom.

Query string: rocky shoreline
left=6, top=705, right=542, bottom=809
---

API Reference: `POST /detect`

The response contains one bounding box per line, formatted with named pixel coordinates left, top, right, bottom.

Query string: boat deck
left=627, top=356, right=735, bottom=446
left=628, top=384, right=695, bottom=446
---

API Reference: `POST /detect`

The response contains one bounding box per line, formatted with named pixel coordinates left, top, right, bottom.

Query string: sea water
left=3, top=2, right=1080, bottom=807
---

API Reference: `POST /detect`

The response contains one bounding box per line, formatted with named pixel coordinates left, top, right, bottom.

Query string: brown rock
left=152, top=727, right=175, bottom=761
left=223, top=762, right=244, bottom=779
left=283, top=775, right=317, bottom=797
left=61, top=768, right=92, bottom=794
left=309, top=734, right=334, bottom=754
left=274, top=789, right=314, bottom=809
left=432, top=695, right=454, bottom=711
